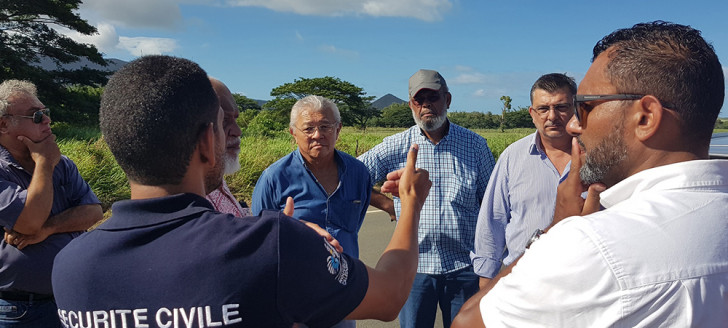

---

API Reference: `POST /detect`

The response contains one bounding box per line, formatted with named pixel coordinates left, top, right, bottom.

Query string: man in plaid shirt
left=358, top=69, right=495, bottom=328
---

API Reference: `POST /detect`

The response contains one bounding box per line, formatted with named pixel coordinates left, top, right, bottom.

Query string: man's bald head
left=209, top=77, right=242, bottom=175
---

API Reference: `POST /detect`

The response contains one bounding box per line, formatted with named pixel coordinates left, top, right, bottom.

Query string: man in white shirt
left=453, top=20, right=728, bottom=327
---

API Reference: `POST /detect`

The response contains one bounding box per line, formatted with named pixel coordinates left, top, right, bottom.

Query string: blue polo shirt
left=0, top=145, right=100, bottom=295
left=251, top=149, right=372, bottom=258
left=52, top=193, right=368, bottom=328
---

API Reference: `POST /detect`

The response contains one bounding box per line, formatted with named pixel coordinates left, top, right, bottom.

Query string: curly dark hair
left=593, top=21, right=724, bottom=143
left=100, top=55, right=220, bottom=186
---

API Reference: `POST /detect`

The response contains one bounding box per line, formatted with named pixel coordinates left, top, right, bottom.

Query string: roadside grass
left=58, top=123, right=723, bottom=211
left=56, top=124, right=532, bottom=210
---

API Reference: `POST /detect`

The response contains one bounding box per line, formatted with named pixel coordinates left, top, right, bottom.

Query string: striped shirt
left=470, top=132, right=570, bottom=278
left=358, top=122, right=495, bottom=274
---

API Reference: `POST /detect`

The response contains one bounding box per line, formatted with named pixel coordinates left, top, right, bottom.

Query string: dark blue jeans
left=0, top=298, right=61, bottom=328
left=398, top=267, right=479, bottom=328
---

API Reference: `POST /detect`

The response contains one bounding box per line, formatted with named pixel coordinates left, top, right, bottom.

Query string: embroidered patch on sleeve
left=324, top=239, right=349, bottom=285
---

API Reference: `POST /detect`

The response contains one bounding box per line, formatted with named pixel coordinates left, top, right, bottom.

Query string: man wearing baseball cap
left=359, top=69, right=496, bottom=328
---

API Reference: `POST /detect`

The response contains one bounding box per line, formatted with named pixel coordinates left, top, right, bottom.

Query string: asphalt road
left=356, top=207, right=444, bottom=328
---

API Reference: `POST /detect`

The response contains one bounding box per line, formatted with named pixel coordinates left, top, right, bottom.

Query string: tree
left=504, top=106, right=533, bottom=129
left=375, top=102, right=413, bottom=128
left=1, top=0, right=109, bottom=122
left=232, top=93, right=261, bottom=111
left=499, top=95, right=512, bottom=132
left=268, top=76, right=378, bottom=128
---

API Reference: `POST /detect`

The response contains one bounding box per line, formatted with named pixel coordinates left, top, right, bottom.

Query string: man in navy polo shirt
left=0, top=80, right=103, bottom=328
left=51, top=55, right=432, bottom=328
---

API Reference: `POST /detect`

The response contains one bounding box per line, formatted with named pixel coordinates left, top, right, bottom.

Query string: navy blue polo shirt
left=0, top=146, right=100, bottom=295
left=52, top=193, right=368, bottom=328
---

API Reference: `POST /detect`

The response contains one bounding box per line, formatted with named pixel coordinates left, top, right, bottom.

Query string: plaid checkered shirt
left=358, top=122, right=495, bottom=274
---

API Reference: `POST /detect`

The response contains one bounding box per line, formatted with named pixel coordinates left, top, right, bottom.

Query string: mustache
left=226, top=138, right=241, bottom=148
left=544, top=121, right=562, bottom=128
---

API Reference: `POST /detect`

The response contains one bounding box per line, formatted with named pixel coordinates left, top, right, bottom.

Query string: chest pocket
left=327, top=198, right=366, bottom=233
left=446, top=160, right=480, bottom=209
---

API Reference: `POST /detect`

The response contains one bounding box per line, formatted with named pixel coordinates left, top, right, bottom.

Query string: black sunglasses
left=3, top=109, right=50, bottom=124
left=572, top=94, right=644, bottom=122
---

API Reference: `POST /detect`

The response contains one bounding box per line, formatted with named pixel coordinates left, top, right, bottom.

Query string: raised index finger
left=405, top=143, right=419, bottom=171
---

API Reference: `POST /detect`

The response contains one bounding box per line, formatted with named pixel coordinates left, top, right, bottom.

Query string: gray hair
left=0, top=80, right=37, bottom=116
left=289, top=95, right=341, bottom=128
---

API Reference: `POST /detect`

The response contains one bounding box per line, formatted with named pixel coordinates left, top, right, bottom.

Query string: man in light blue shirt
left=359, top=69, right=495, bottom=328
left=471, top=73, right=575, bottom=287
left=251, top=95, right=371, bottom=259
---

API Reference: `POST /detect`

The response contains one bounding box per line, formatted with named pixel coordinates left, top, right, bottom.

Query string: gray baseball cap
left=408, top=69, right=447, bottom=99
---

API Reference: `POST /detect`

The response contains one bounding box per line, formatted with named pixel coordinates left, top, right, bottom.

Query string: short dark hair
left=593, top=21, right=724, bottom=142
left=100, top=55, right=220, bottom=185
left=530, top=73, right=577, bottom=103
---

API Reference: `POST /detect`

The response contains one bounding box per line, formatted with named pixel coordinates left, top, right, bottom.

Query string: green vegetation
left=56, top=124, right=533, bottom=212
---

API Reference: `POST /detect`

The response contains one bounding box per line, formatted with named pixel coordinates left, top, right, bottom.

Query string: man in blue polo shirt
left=51, top=55, right=432, bottom=328
left=252, top=95, right=371, bottom=259
left=0, top=80, right=103, bottom=327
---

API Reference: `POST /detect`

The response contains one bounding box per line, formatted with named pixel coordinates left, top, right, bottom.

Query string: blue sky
left=67, top=0, right=728, bottom=118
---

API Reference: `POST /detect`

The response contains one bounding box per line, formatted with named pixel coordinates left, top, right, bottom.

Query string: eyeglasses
left=412, top=93, right=441, bottom=106
left=296, top=124, right=335, bottom=137
left=3, top=109, right=50, bottom=124
left=534, top=103, right=573, bottom=115
left=573, top=94, right=646, bottom=122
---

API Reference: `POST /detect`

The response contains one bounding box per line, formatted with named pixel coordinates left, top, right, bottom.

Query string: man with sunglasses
left=359, top=69, right=496, bottom=328
left=0, top=80, right=102, bottom=327
left=471, top=73, right=576, bottom=289
left=452, top=21, right=728, bottom=327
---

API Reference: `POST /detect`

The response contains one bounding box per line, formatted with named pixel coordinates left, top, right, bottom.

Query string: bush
left=244, top=110, right=289, bottom=137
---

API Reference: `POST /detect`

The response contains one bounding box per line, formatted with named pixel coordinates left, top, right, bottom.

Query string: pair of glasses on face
left=573, top=94, right=651, bottom=122
left=534, top=104, right=573, bottom=115
left=3, top=109, right=50, bottom=124
left=412, top=93, right=441, bottom=106
left=296, top=124, right=335, bottom=137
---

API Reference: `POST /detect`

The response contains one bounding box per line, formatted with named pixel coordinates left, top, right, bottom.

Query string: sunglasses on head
left=3, top=109, right=50, bottom=124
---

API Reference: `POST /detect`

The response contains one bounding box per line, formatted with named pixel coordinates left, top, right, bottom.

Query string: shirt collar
left=600, top=159, right=728, bottom=208
left=293, top=148, right=346, bottom=176
left=417, top=119, right=451, bottom=144
left=528, top=132, right=543, bottom=155
left=97, top=193, right=214, bottom=230
left=0, top=145, right=24, bottom=171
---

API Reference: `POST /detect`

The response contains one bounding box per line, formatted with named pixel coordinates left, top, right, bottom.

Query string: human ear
left=0, top=118, right=9, bottom=134
left=198, top=123, right=217, bottom=166
left=633, top=95, right=664, bottom=142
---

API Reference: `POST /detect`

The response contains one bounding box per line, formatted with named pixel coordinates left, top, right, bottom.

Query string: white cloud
left=118, top=37, right=179, bottom=56
left=56, top=23, right=120, bottom=56
left=318, top=44, right=359, bottom=59
left=79, top=0, right=184, bottom=30
left=452, top=72, right=486, bottom=84
left=57, top=22, right=178, bottom=58
left=227, top=0, right=452, bottom=21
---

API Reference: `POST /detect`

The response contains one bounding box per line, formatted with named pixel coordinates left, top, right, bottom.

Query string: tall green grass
left=55, top=123, right=533, bottom=209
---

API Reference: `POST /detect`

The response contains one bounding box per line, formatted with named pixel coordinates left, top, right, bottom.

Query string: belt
left=0, top=291, right=54, bottom=302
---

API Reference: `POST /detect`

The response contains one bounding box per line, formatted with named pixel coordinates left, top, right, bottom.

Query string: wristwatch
left=526, top=229, right=544, bottom=249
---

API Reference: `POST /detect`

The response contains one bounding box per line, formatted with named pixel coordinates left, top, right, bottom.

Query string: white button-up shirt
left=481, top=159, right=728, bottom=327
